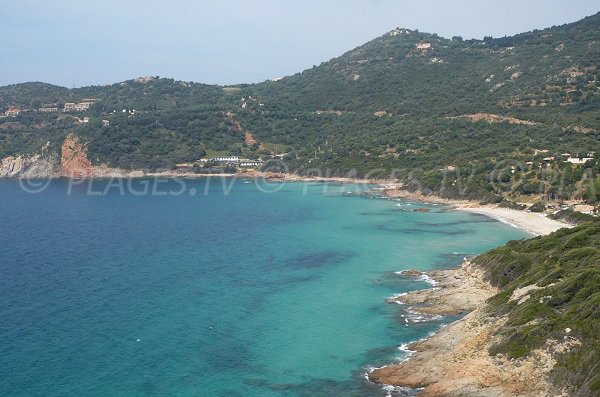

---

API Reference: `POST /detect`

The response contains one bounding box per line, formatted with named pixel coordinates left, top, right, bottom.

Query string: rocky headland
left=369, top=262, right=580, bottom=396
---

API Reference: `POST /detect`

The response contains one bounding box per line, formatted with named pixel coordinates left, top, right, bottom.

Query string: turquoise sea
left=0, top=178, right=529, bottom=396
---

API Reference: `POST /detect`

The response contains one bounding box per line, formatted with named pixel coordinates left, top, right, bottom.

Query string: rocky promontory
left=370, top=262, right=578, bottom=396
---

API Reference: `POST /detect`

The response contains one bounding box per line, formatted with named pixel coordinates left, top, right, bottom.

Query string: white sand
left=456, top=206, right=572, bottom=236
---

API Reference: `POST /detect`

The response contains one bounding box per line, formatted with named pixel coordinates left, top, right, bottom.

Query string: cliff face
left=0, top=131, right=194, bottom=179
left=0, top=154, right=60, bottom=178
left=60, top=134, right=94, bottom=178
left=0, top=134, right=95, bottom=178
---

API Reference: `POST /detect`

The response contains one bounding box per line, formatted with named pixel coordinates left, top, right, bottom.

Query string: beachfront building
left=238, top=159, right=263, bottom=168
left=210, top=156, right=240, bottom=163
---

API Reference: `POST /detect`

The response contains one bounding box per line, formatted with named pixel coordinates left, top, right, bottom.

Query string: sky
left=1, top=0, right=599, bottom=87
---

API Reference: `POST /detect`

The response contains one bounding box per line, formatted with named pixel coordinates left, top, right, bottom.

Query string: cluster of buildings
left=240, top=96, right=264, bottom=109
left=207, top=156, right=263, bottom=168
left=1, top=98, right=101, bottom=118
left=176, top=156, right=264, bottom=171
left=63, top=101, right=94, bottom=112
left=79, top=117, right=109, bottom=127
left=528, top=150, right=596, bottom=166
left=2, top=103, right=111, bottom=128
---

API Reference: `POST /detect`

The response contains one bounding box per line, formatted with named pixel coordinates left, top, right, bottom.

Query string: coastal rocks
left=0, top=154, right=60, bottom=178
left=391, top=262, right=495, bottom=316
left=61, top=133, right=95, bottom=178
left=371, top=261, right=565, bottom=396
left=0, top=135, right=140, bottom=179
left=396, top=269, right=425, bottom=278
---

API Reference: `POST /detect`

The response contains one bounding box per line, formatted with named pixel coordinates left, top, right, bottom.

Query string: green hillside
left=1, top=12, right=600, bottom=201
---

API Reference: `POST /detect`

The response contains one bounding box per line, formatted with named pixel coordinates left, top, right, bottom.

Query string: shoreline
left=366, top=191, right=574, bottom=396
left=369, top=262, right=565, bottom=396
left=381, top=187, right=571, bottom=237
left=454, top=206, right=570, bottom=236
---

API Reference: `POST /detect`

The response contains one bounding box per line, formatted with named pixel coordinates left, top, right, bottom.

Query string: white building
left=39, top=107, right=59, bottom=113
left=64, top=102, right=93, bottom=112
left=238, top=159, right=263, bottom=168
left=210, top=156, right=239, bottom=163
left=4, top=107, right=21, bottom=117
left=566, top=157, right=594, bottom=165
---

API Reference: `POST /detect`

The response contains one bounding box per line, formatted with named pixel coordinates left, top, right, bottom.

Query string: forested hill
left=1, top=12, right=600, bottom=201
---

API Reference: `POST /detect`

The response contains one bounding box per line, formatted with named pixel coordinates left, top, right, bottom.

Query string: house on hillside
left=566, top=157, right=594, bottom=165
left=4, top=107, right=21, bottom=117
left=102, top=120, right=110, bottom=127
left=63, top=102, right=93, bottom=112
left=39, top=107, right=59, bottom=113
left=416, top=42, right=431, bottom=50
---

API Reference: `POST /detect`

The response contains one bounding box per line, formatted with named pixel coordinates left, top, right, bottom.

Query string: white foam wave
left=381, top=384, right=415, bottom=397
left=388, top=292, right=408, bottom=305
left=417, top=274, right=438, bottom=286
left=404, top=308, right=443, bottom=323
left=394, top=271, right=438, bottom=286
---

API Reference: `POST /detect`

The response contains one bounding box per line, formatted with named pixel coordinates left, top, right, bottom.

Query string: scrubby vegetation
left=1, top=12, right=600, bottom=198
left=475, top=221, right=600, bottom=395
left=550, top=209, right=598, bottom=224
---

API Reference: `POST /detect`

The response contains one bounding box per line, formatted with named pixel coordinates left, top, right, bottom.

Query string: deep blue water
left=0, top=178, right=529, bottom=396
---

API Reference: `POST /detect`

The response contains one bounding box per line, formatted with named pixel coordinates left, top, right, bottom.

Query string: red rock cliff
left=61, top=134, right=94, bottom=178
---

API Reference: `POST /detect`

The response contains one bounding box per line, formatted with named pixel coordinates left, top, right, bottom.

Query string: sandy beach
left=381, top=187, right=572, bottom=236
left=455, top=206, right=571, bottom=236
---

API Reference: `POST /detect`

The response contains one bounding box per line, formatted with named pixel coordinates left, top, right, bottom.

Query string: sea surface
left=0, top=178, right=529, bottom=397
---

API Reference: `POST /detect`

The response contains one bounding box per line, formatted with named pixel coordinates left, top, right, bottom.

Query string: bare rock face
left=370, top=262, right=572, bottom=397
left=61, top=134, right=94, bottom=178
left=0, top=155, right=30, bottom=177
left=0, top=154, right=60, bottom=178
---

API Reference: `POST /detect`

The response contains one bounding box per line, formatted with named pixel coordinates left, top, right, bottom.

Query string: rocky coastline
left=369, top=262, right=578, bottom=396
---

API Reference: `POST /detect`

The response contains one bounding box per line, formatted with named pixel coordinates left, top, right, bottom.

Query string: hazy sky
left=1, top=0, right=598, bottom=87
